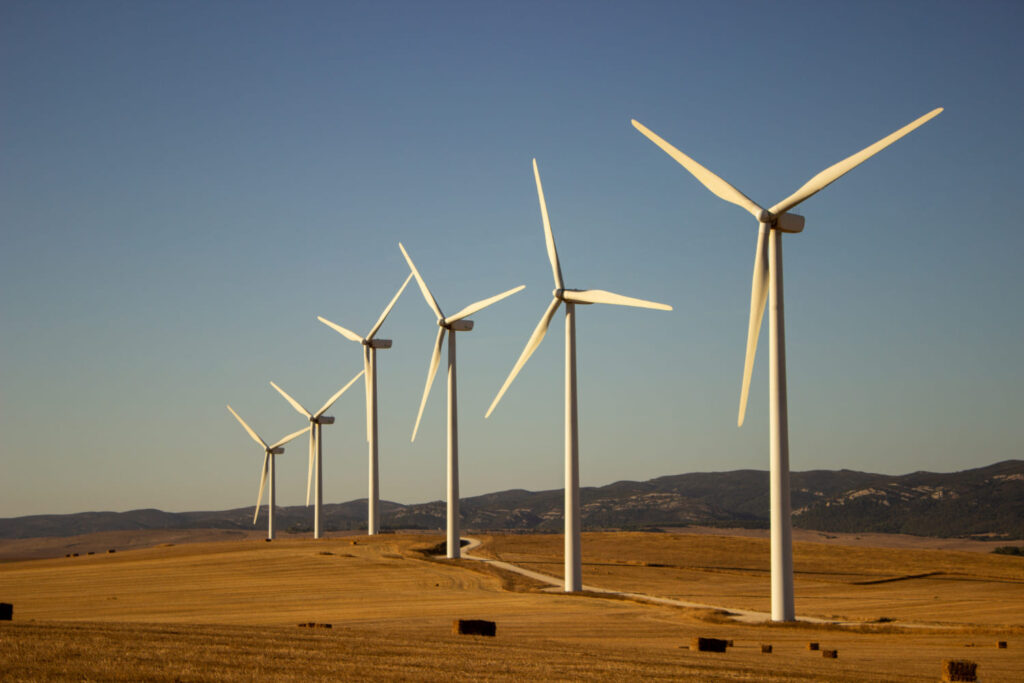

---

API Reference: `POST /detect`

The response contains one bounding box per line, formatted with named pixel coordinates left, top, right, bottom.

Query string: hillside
left=2, top=460, right=1021, bottom=540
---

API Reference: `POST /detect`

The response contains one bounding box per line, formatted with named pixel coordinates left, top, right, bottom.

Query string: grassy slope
left=1, top=532, right=1022, bottom=681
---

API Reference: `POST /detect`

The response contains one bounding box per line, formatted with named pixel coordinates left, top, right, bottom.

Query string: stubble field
left=1, top=530, right=1021, bottom=681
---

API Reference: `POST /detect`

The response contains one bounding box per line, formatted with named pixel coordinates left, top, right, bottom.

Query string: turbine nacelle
left=267, top=446, right=284, bottom=455
left=771, top=213, right=805, bottom=233
left=315, top=416, right=335, bottom=425
left=365, top=338, right=392, bottom=349
left=443, top=319, right=474, bottom=331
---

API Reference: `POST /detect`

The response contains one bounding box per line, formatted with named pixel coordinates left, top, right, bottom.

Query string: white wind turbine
left=632, top=107, right=942, bottom=621
left=486, top=158, right=672, bottom=592
left=318, top=273, right=413, bottom=535
left=269, top=368, right=364, bottom=540
left=399, top=241, right=524, bottom=559
left=226, top=405, right=310, bottom=540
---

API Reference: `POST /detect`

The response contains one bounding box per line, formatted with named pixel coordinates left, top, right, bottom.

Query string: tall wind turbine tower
left=399, top=241, right=524, bottom=559
left=632, top=107, right=942, bottom=621
left=486, top=159, right=672, bottom=592
left=318, top=273, right=412, bottom=535
left=226, top=405, right=310, bottom=540
left=269, top=369, right=364, bottom=539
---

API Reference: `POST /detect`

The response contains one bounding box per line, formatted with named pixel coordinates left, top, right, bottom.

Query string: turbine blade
left=738, top=224, right=770, bottom=427
left=269, top=382, right=312, bottom=419
left=632, top=119, right=764, bottom=219
left=445, top=285, right=526, bottom=324
left=562, top=289, right=672, bottom=311
left=399, top=242, right=444, bottom=321
left=533, top=159, right=564, bottom=290
left=317, top=316, right=364, bottom=343
left=315, top=368, right=366, bottom=418
left=412, top=327, right=445, bottom=442
left=768, top=107, right=943, bottom=216
left=269, top=425, right=311, bottom=451
left=254, top=452, right=269, bottom=525
left=486, top=297, right=562, bottom=418
left=363, top=346, right=372, bottom=442
left=306, top=429, right=314, bottom=507
left=227, top=405, right=267, bottom=449
left=367, top=272, right=414, bottom=340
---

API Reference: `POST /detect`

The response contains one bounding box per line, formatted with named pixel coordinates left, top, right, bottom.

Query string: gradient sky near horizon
left=2, top=1, right=1022, bottom=518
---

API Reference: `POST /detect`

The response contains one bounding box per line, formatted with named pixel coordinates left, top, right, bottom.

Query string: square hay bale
left=997, top=641, right=1007, bottom=649
left=0, top=603, right=12, bottom=621
left=761, top=644, right=773, bottom=654
left=107, top=549, right=116, bottom=554
left=822, top=649, right=838, bottom=659
left=807, top=642, right=819, bottom=651
left=691, top=637, right=728, bottom=653
left=453, top=619, right=496, bottom=637
left=316, top=623, right=332, bottom=629
left=942, top=659, right=978, bottom=682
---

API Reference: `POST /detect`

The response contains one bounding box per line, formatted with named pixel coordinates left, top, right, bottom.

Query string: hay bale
left=997, top=641, right=1007, bottom=648
left=317, top=623, right=332, bottom=629
left=807, top=642, right=819, bottom=651
left=107, top=549, right=116, bottom=554
left=453, top=619, right=496, bottom=637
left=727, top=640, right=734, bottom=647
left=942, top=659, right=978, bottom=682
left=822, top=649, right=838, bottom=659
left=691, top=637, right=728, bottom=653
left=0, top=603, right=12, bottom=621
left=87, top=551, right=94, bottom=555
left=761, top=644, right=772, bottom=654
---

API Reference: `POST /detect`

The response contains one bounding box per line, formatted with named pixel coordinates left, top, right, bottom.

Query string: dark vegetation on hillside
left=2, top=460, right=1021, bottom=540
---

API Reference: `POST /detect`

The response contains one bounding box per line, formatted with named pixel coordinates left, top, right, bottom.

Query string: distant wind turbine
left=399, top=241, right=524, bottom=559
left=632, top=107, right=942, bottom=621
left=486, top=159, right=672, bottom=592
left=226, top=405, right=310, bottom=540
left=318, top=273, right=413, bottom=535
left=269, top=369, right=364, bottom=540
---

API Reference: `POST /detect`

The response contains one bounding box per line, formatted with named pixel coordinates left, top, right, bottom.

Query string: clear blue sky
left=2, top=1, right=1021, bottom=517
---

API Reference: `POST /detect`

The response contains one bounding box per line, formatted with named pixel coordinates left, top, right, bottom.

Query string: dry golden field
left=1, top=530, right=1021, bottom=681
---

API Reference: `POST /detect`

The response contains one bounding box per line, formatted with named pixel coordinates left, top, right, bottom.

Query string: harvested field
left=0, top=531, right=1022, bottom=680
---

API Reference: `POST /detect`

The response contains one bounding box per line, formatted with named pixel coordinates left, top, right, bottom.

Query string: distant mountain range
left=3, top=460, right=1021, bottom=540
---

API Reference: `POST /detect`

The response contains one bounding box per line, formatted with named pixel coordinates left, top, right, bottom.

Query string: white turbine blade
left=632, top=119, right=764, bottom=219
left=399, top=242, right=444, bottom=321
left=363, top=346, right=372, bottom=442
left=318, top=316, right=364, bottom=343
left=738, top=224, right=770, bottom=427
left=269, top=425, right=311, bottom=451
left=412, top=327, right=445, bottom=442
left=533, top=159, right=564, bottom=290
left=306, top=429, right=314, bottom=506
left=562, top=289, right=672, bottom=311
left=315, top=368, right=365, bottom=418
left=227, top=405, right=268, bottom=449
left=254, top=452, right=269, bottom=525
left=269, top=382, right=312, bottom=419
left=367, top=272, right=414, bottom=340
left=769, top=107, right=943, bottom=216
left=486, top=297, right=561, bottom=418
left=445, top=285, right=526, bottom=324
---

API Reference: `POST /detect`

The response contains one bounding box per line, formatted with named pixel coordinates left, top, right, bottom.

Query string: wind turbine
left=486, top=159, right=672, bottom=592
left=632, top=107, right=942, bottom=621
left=318, top=272, right=413, bottom=535
left=269, top=369, right=364, bottom=540
left=226, top=405, right=310, bottom=540
left=399, top=241, right=524, bottom=559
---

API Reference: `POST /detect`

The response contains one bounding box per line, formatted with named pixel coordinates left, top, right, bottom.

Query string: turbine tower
left=486, top=159, right=672, bottom=592
left=399, top=241, right=524, bottom=559
left=632, top=107, right=942, bottom=621
left=269, top=369, right=364, bottom=540
left=226, top=405, right=310, bottom=540
left=318, top=273, right=413, bottom=535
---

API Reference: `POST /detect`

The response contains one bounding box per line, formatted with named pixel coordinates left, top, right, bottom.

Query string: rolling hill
left=2, top=460, right=1021, bottom=540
